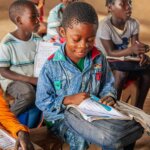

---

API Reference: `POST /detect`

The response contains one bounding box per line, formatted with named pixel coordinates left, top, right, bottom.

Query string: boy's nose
left=126, top=2, right=132, bottom=10
left=36, top=17, right=40, bottom=24
left=79, top=41, right=89, bottom=49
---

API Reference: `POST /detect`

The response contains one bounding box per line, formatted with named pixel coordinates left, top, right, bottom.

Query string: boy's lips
left=76, top=51, right=87, bottom=57
left=35, top=24, right=40, bottom=30
left=126, top=11, right=132, bottom=16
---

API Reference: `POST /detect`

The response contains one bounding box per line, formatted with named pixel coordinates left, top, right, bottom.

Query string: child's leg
left=135, top=71, right=150, bottom=109
left=50, top=119, right=88, bottom=150
left=65, top=108, right=143, bottom=149
left=102, top=142, right=135, bottom=150
left=124, top=142, right=135, bottom=150
left=113, top=70, right=128, bottom=99
left=6, top=81, right=35, bottom=116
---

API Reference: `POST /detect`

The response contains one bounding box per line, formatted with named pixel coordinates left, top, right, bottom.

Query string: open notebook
left=0, top=128, right=43, bottom=150
left=106, top=56, right=140, bottom=61
left=67, top=98, right=131, bottom=122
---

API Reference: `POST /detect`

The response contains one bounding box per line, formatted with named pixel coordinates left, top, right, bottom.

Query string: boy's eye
left=88, top=38, right=95, bottom=43
left=72, top=38, right=80, bottom=42
left=128, top=0, right=132, bottom=5
left=31, top=13, right=39, bottom=19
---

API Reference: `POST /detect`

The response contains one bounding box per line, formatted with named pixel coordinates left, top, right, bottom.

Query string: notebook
left=67, top=98, right=131, bottom=122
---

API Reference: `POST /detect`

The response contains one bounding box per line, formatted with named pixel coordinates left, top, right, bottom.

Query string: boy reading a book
left=96, top=0, right=150, bottom=109
left=36, top=2, right=143, bottom=150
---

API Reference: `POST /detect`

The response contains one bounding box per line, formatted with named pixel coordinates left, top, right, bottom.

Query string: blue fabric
left=36, top=43, right=143, bottom=149
left=63, top=108, right=143, bottom=150
left=17, top=106, right=42, bottom=128
left=36, top=44, right=117, bottom=122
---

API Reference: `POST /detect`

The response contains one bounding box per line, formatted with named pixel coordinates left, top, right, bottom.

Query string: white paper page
left=78, top=98, right=128, bottom=119
left=0, top=129, right=15, bottom=150
left=34, top=42, right=60, bottom=77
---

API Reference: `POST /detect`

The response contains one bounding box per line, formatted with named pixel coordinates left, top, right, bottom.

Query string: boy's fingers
left=100, top=96, right=109, bottom=103
left=139, top=54, right=149, bottom=66
left=100, top=97, right=115, bottom=106
left=14, top=140, right=20, bottom=150
left=107, top=100, right=115, bottom=106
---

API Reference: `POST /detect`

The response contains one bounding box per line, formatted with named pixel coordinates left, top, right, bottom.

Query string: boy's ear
left=59, top=27, right=66, bottom=38
left=15, top=16, right=22, bottom=25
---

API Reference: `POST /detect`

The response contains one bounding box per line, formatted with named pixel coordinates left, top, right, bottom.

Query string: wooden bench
left=121, top=81, right=138, bottom=105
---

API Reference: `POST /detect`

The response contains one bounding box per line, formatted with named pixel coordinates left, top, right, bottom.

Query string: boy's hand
left=15, top=131, right=34, bottom=150
left=28, top=77, right=38, bottom=85
left=100, top=96, right=116, bottom=107
left=63, top=92, right=90, bottom=105
left=139, top=54, right=150, bottom=66
left=130, top=42, right=146, bottom=55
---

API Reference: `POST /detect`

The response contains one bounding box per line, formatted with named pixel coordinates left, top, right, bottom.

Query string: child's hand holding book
left=100, top=96, right=116, bottom=107
left=63, top=92, right=90, bottom=105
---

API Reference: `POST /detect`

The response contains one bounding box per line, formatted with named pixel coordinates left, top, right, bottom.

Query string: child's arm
left=100, top=34, right=146, bottom=57
left=36, top=63, right=90, bottom=119
left=97, top=19, right=147, bottom=57
left=131, top=34, right=150, bottom=66
left=0, top=67, right=37, bottom=85
left=63, top=92, right=90, bottom=105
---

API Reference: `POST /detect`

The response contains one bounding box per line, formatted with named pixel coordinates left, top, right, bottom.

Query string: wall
left=0, top=0, right=149, bottom=43
left=86, top=0, right=150, bottom=44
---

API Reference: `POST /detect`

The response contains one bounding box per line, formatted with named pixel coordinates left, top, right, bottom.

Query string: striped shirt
left=0, top=33, right=41, bottom=91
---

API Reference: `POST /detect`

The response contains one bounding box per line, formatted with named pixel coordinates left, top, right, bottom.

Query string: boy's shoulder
left=1, top=33, right=16, bottom=45
left=32, top=33, right=42, bottom=41
left=127, top=17, right=139, bottom=24
left=99, top=16, right=138, bottom=26
left=1, top=33, right=41, bottom=45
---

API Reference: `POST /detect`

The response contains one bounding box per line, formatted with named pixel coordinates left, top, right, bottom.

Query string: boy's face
left=109, top=0, right=132, bottom=21
left=17, top=5, right=40, bottom=33
left=60, top=22, right=97, bottom=63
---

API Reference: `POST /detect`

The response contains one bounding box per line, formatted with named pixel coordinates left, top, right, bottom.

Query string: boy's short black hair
left=9, top=0, right=35, bottom=23
left=106, top=0, right=115, bottom=6
left=61, top=2, right=98, bottom=29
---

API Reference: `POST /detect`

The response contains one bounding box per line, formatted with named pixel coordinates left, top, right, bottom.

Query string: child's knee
left=114, top=71, right=128, bottom=83
left=23, top=92, right=35, bottom=105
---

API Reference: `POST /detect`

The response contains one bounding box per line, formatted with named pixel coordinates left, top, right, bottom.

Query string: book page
left=0, top=129, right=43, bottom=150
left=77, top=98, right=131, bottom=120
left=34, top=41, right=60, bottom=77
left=106, top=56, right=140, bottom=62
left=0, top=129, right=15, bottom=150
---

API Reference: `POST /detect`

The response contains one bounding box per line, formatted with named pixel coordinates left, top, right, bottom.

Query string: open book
left=34, top=41, right=60, bottom=77
left=0, top=128, right=43, bottom=150
left=106, top=56, right=140, bottom=61
left=67, top=98, right=131, bottom=122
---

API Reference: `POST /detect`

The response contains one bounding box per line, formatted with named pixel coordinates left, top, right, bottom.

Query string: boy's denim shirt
left=36, top=44, right=117, bottom=122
